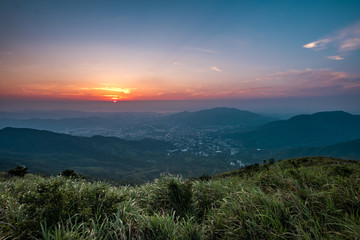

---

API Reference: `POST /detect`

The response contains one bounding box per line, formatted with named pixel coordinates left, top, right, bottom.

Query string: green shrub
left=59, top=169, right=84, bottom=179
left=198, top=174, right=212, bottom=181
left=136, top=174, right=194, bottom=218
left=332, top=164, right=354, bottom=177
left=167, top=179, right=193, bottom=218
left=8, top=165, right=28, bottom=177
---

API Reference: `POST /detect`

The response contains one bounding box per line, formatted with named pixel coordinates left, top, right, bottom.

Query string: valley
left=1, top=107, right=359, bottom=183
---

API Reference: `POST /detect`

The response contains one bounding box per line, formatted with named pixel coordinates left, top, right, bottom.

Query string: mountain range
left=0, top=108, right=359, bottom=182
left=0, top=107, right=275, bottom=135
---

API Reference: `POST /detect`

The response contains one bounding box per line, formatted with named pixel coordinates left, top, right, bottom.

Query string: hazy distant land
left=1, top=107, right=359, bottom=183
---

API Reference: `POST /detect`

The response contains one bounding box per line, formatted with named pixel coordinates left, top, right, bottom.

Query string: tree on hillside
left=8, top=165, right=28, bottom=177
left=59, top=169, right=84, bottom=179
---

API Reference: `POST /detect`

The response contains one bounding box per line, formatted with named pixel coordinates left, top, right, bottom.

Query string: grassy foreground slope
left=0, top=157, right=359, bottom=239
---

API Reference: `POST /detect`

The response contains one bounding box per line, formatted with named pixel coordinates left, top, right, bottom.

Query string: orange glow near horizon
left=1, top=78, right=357, bottom=102
left=1, top=1, right=359, bottom=110
left=1, top=66, right=358, bottom=102
left=81, top=86, right=135, bottom=101
left=0, top=83, right=242, bottom=102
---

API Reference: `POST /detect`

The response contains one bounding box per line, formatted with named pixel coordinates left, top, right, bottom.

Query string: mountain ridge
left=0, top=127, right=175, bottom=181
left=276, top=138, right=360, bottom=160
left=231, top=111, right=360, bottom=149
left=163, top=107, right=275, bottom=127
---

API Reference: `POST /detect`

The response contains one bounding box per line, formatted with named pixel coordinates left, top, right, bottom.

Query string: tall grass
left=0, top=157, right=359, bottom=239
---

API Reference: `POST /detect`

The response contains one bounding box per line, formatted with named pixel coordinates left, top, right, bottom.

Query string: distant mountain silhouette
left=164, top=107, right=274, bottom=127
left=231, top=111, right=360, bottom=149
left=0, top=108, right=274, bottom=134
left=276, top=138, right=360, bottom=160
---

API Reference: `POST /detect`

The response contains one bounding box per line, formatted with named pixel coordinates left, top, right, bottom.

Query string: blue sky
left=0, top=0, right=359, bottom=112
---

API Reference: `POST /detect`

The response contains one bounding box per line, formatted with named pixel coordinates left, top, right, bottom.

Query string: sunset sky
left=0, top=0, right=360, bottom=112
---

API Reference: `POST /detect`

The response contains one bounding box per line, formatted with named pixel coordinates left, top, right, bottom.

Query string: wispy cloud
left=88, top=87, right=133, bottom=94
left=303, top=21, right=360, bottom=59
left=184, top=47, right=217, bottom=54
left=303, top=38, right=331, bottom=50
left=327, top=55, right=344, bottom=60
left=78, top=86, right=134, bottom=100
left=211, top=66, right=222, bottom=72
left=340, top=38, right=360, bottom=51
left=254, top=68, right=360, bottom=96
left=148, top=68, right=360, bottom=99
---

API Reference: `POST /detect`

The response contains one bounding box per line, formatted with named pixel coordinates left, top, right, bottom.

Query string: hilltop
left=0, top=156, right=359, bottom=239
left=163, top=107, right=275, bottom=128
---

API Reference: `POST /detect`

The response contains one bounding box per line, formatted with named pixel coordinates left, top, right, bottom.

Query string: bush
left=332, top=164, right=354, bottom=177
left=167, top=179, right=193, bottom=218
left=59, top=169, right=84, bottom=179
left=8, top=165, right=28, bottom=177
left=198, top=174, right=212, bottom=181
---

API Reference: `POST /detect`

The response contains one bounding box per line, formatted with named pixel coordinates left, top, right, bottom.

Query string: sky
left=0, top=0, right=360, bottom=113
